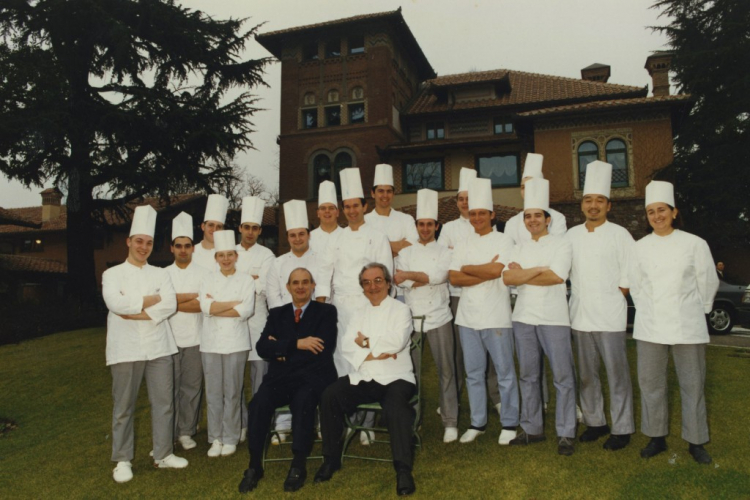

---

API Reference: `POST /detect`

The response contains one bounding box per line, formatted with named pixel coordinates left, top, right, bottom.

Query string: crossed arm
left=176, top=293, right=201, bottom=313
left=119, top=294, right=160, bottom=320
left=502, top=263, right=561, bottom=286
left=449, top=255, right=504, bottom=287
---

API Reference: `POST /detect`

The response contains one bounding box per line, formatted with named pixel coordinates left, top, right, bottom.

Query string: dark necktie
left=294, top=308, right=302, bottom=323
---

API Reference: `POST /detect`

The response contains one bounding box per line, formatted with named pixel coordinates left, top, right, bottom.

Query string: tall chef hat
left=416, top=189, right=438, bottom=221
left=522, top=153, right=544, bottom=180
left=524, top=178, right=550, bottom=212
left=283, top=200, right=308, bottom=231
left=582, top=161, right=613, bottom=199
left=339, top=168, right=364, bottom=200
left=213, top=230, right=236, bottom=252
left=458, top=168, right=478, bottom=193
left=129, top=205, right=157, bottom=237
left=373, top=164, right=394, bottom=187
left=204, top=194, right=229, bottom=224
left=318, top=180, right=338, bottom=207
left=468, top=178, right=494, bottom=211
left=241, top=196, right=265, bottom=225
left=171, top=212, right=193, bottom=241
left=645, top=180, right=675, bottom=208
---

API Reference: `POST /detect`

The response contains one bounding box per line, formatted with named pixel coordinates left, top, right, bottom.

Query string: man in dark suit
left=238, top=267, right=338, bottom=494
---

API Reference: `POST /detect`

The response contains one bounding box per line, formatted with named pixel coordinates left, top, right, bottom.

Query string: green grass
left=1, top=328, right=749, bottom=499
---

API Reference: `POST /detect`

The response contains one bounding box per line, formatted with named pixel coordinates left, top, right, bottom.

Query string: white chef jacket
left=629, top=230, right=719, bottom=345
left=342, top=296, right=415, bottom=386
left=398, top=241, right=453, bottom=331
left=199, top=271, right=255, bottom=354
left=192, top=241, right=219, bottom=272
left=567, top=221, right=634, bottom=332
left=327, top=224, right=393, bottom=297
left=438, top=216, right=474, bottom=298
left=365, top=208, right=418, bottom=297
left=504, top=208, right=567, bottom=245
left=450, top=231, right=515, bottom=330
left=507, top=234, right=572, bottom=327
left=266, top=249, right=333, bottom=309
left=166, top=261, right=209, bottom=348
left=102, top=261, right=178, bottom=366
left=310, top=226, right=343, bottom=254
left=236, top=243, right=275, bottom=361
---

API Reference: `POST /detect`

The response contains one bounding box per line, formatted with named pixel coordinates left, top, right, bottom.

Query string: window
left=404, top=160, right=444, bottom=192
left=325, top=106, right=340, bottom=126
left=494, top=117, right=514, bottom=135
left=327, top=89, right=339, bottom=103
left=349, top=35, right=365, bottom=54
left=348, top=103, right=365, bottom=124
left=303, top=42, right=319, bottom=61
left=325, top=40, right=341, bottom=58
left=312, top=151, right=354, bottom=197
left=577, top=141, right=599, bottom=187
left=301, top=109, right=317, bottom=129
left=476, top=154, right=520, bottom=187
left=313, top=154, right=332, bottom=185
left=21, top=238, right=44, bottom=253
left=426, top=122, right=444, bottom=140
left=606, top=139, right=628, bottom=188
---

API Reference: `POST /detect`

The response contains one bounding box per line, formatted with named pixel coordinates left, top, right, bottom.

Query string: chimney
left=40, top=187, right=63, bottom=222
left=581, top=63, right=611, bottom=83
left=645, top=52, right=672, bottom=97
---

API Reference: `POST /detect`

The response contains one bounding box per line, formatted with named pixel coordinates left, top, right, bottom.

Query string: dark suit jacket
left=256, top=301, right=338, bottom=389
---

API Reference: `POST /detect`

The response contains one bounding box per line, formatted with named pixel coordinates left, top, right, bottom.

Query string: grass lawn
left=1, top=328, right=749, bottom=499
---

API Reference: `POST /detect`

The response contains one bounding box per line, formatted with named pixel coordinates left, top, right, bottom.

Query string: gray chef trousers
left=202, top=351, right=249, bottom=446
left=413, top=320, right=460, bottom=428
left=173, top=345, right=203, bottom=438
left=448, top=296, right=466, bottom=398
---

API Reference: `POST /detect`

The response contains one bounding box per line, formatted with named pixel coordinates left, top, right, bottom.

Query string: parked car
left=708, top=280, right=750, bottom=334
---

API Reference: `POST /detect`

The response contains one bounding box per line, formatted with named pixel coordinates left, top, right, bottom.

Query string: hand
left=206, top=293, right=214, bottom=299
left=412, top=282, right=426, bottom=288
left=508, top=262, right=521, bottom=270
left=142, top=294, right=162, bottom=308
left=393, top=269, right=406, bottom=285
left=490, top=254, right=499, bottom=263
left=298, top=336, right=325, bottom=354
left=355, top=331, right=368, bottom=348
left=374, top=352, right=397, bottom=360
left=268, top=336, right=277, bottom=341
left=251, top=275, right=259, bottom=280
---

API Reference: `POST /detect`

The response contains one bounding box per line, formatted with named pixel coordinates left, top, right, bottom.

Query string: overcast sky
left=0, top=0, right=672, bottom=208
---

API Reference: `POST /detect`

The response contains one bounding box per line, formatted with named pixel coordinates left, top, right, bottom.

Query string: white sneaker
left=220, top=444, right=237, bottom=456
left=148, top=450, right=153, bottom=457
left=495, top=403, right=502, bottom=416
left=271, top=432, right=288, bottom=445
left=498, top=429, right=517, bottom=445
left=459, top=428, right=485, bottom=443
left=207, top=440, right=223, bottom=457
left=113, top=461, right=133, bottom=483
left=576, top=405, right=584, bottom=423
left=436, top=407, right=441, bottom=416
left=360, top=430, right=373, bottom=446
left=239, top=428, right=247, bottom=443
left=155, top=454, right=188, bottom=469
left=178, top=435, right=197, bottom=450
left=443, top=427, right=459, bottom=443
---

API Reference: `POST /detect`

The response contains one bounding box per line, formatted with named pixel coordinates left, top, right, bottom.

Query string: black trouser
left=320, top=376, right=416, bottom=470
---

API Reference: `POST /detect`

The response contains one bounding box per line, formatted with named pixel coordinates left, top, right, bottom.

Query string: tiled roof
left=517, top=94, right=692, bottom=118
left=405, top=69, right=647, bottom=115
left=0, top=254, right=67, bottom=274
left=257, top=9, right=401, bottom=38
left=0, top=207, right=41, bottom=229
left=400, top=195, right=520, bottom=225
left=581, top=63, right=610, bottom=71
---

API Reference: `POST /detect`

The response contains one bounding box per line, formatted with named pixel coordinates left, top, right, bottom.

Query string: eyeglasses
left=360, top=277, right=386, bottom=287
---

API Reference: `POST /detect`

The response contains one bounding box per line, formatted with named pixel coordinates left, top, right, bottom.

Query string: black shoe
left=640, top=437, right=667, bottom=459
left=238, top=468, right=264, bottom=494
left=579, top=425, right=610, bottom=443
left=558, top=437, right=575, bottom=456
left=509, top=430, right=546, bottom=446
left=603, top=434, right=630, bottom=451
left=689, top=444, right=712, bottom=464
left=283, top=467, right=307, bottom=492
left=396, top=470, right=416, bottom=496
left=313, top=461, right=340, bottom=483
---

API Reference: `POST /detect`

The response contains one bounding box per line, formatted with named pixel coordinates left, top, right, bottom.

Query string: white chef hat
left=340, top=168, right=364, bottom=200
left=171, top=211, right=193, bottom=241
left=416, top=189, right=438, bottom=221
left=318, top=180, right=338, bottom=207
left=283, top=200, right=308, bottom=231
left=241, top=196, right=265, bottom=225
left=204, top=194, right=229, bottom=224
left=524, top=178, right=550, bottom=212
left=468, top=178, right=494, bottom=211
left=213, top=230, right=236, bottom=252
left=129, top=205, right=157, bottom=237
left=373, top=164, right=394, bottom=187
left=583, top=161, right=613, bottom=199
left=645, top=180, right=675, bottom=208
left=522, top=153, right=544, bottom=180
left=458, top=168, right=477, bottom=193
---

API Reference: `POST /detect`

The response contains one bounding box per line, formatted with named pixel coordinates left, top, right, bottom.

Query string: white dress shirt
left=102, top=261, right=177, bottom=366
left=438, top=216, right=474, bottom=297
left=327, top=224, right=393, bottom=297
left=199, top=271, right=255, bottom=354
left=236, top=243, right=276, bottom=361
left=504, top=207, right=567, bottom=245
left=192, top=241, right=218, bottom=272
left=265, top=249, right=333, bottom=309
left=166, top=261, right=209, bottom=348
left=310, top=226, right=343, bottom=254
left=398, top=241, right=453, bottom=331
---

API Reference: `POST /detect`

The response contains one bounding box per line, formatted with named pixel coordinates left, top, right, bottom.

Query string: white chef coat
left=629, top=230, right=719, bottom=345
left=508, top=234, right=572, bottom=327
left=450, top=231, right=515, bottom=330
left=365, top=208, right=418, bottom=297
left=398, top=241, right=453, bottom=331
left=310, top=226, right=343, bottom=254
left=236, top=243, right=276, bottom=361
left=265, top=249, right=333, bottom=309
left=103, top=261, right=178, bottom=366
left=166, top=261, right=209, bottom=348
left=192, top=241, right=219, bottom=272
left=199, top=271, right=255, bottom=354
left=504, top=208, right=567, bottom=245
left=327, top=224, right=393, bottom=297
left=567, top=221, right=634, bottom=332
left=438, top=216, right=474, bottom=297
left=342, top=296, right=415, bottom=386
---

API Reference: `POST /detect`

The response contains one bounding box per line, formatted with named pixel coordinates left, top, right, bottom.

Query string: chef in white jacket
left=200, top=230, right=255, bottom=458
left=166, top=212, right=208, bottom=453
left=103, top=205, right=187, bottom=483
left=310, top=180, right=343, bottom=255
left=192, top=194, right=229, bottom=271
left=629, top=180, right=719, bottom=465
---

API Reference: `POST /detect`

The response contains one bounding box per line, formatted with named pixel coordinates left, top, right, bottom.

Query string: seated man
left=238, top=268, right=338, bottom=493
left=314, top=263, right=417, bottom=496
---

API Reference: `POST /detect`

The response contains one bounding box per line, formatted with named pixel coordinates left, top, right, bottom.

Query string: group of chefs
left=103, top=154, right=719, bottom=495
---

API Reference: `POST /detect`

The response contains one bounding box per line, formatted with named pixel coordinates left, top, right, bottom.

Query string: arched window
left=606, top=139, right=628, bottom=187
left=577, top=141, right=599, bottom=188
left=333, top=153, right=352, bottom=195
left=313, top=154, right=332, bottom=186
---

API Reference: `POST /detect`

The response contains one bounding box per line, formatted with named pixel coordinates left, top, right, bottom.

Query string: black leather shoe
left=238, top=468, right=264, bottom=494
left=603, top=434, right=630, bottom=451
left=396, top=470, right=416, bottom=496
left=313, top=462, right=340, bottom=483
left=579, top=425, right=610, bottom=443
left=640, top=437, right=667, bottom=459
left=283, top=467, right=307, bottom=492
left=509, top=430, right=546, bottom=446
left=689, top=444, right=712, bottom=464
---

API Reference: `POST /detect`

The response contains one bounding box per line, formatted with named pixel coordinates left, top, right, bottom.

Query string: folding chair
left=261, top=405, right=323, bottom=467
